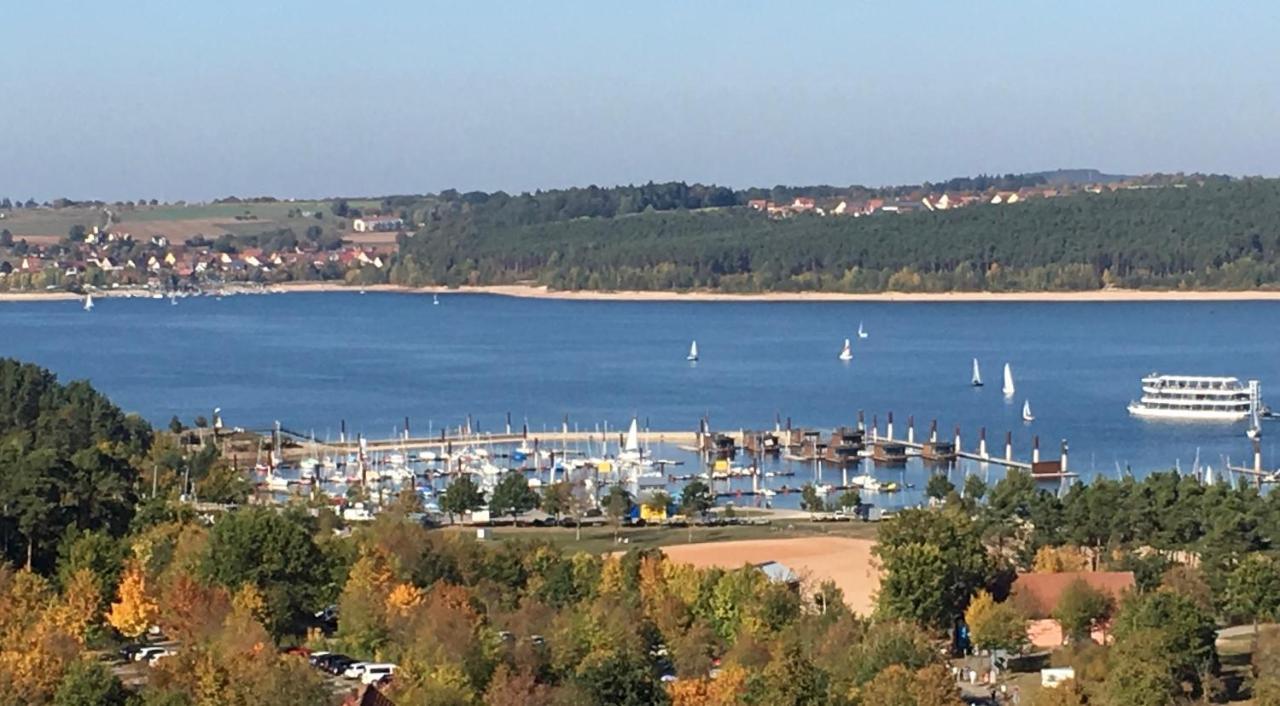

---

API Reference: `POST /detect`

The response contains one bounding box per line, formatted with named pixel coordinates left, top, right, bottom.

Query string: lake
left=3, top=292, right=1274, bottom=491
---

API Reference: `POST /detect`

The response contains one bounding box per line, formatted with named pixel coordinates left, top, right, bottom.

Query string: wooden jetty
left=274, top=410, right=1067, bottom=478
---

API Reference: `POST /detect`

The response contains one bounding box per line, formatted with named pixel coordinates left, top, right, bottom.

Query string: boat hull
left=1127, top=403, right=1248, bottom=422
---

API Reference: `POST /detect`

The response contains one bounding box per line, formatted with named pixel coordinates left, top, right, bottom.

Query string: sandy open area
left=273, top=283, right=1280, bottom=303
left=6, top=281, right=1280, bottom=304
left=657, top=537, right=881, bottom=615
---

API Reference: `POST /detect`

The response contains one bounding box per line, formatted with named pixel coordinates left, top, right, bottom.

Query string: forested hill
left=391, top=178, right=1280, bottom=293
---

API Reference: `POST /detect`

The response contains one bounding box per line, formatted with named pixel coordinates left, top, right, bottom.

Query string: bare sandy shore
left=276, top=282, right=1280, bottom=302
left=657, top=536, right=881, bottom=615
left=5, top=281, right=1280, bottom=303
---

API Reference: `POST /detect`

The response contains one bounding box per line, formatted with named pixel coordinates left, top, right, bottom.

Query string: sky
left=3, top=1, right=1279, bottom=201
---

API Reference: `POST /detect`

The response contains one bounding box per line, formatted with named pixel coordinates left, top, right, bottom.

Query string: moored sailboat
left=83, top=293, right=94, bottom=311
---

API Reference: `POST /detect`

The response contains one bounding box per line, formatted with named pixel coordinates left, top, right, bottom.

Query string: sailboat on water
left=1022, top=400, right=1035, bottom=422
left=838, top=339, right=853, bottom=361
left=433, top=294, right=440, bottom=306
left=1247, top=401, right=1262, bottom=440
left=971, top=358, right=983, bottom=387
left=857, top=322, right=868, bottom=339
left=1002, top=363, right=1015, bottom=397
left=687, top=340, right=699, bottom=362
left=83, top=293, right=94, bottom=312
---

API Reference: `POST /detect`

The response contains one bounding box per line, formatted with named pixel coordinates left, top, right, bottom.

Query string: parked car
left=135, top=646, right=168, bottom=663
left=148, top=648, right=177, bottom=665
left=343, top=662, right=370, bottom=679
left=306, top=651, right=331, bottom=666
left=322, top=655, right=356, bottom=675
left=360, top=663, right=397, bottom=685
left=119, top=644, right=144, bottom=662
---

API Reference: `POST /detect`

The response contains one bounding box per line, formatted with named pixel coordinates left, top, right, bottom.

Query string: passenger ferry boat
left=1127, top=374, right=1260, bottom=421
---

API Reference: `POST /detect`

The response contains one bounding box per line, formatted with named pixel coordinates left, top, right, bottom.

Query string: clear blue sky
left=4, top=1, right=1278, bottom=201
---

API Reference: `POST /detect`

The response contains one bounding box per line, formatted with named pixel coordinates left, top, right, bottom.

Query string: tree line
left=873, top=468, right=1280, bottom=704
left=390, top=179, right=1280, bottom=292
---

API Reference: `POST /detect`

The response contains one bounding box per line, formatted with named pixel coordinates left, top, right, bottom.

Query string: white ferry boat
left=1127, top=374, right=1260, bottom=421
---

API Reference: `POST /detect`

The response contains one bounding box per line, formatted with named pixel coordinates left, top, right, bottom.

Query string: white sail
left=857, top=322, right=868, bottom=339
left=838, top=338, right=853, bottom=361
left=433, top=294, right=440, bottom=305
left=1002, top=363, right=1015, bottom=396
left=1022, top=400, right=1034, bottom=422
left=971, top=358, right=983, bottom=386
left=687, top=340, right=698, bottom=361
left=83, top=294, right=94, bottom=311
left=624, top=418, right=640, bottom=454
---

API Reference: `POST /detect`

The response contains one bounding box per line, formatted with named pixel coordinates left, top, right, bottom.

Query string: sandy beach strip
left=6, top=281, right=1280, bottom=303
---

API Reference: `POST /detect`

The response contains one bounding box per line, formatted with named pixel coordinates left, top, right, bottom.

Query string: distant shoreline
left=4, top=282, right=1280, bottom=303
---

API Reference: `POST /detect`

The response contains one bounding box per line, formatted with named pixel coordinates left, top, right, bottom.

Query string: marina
left=5, top=292, right=1280, bottom=486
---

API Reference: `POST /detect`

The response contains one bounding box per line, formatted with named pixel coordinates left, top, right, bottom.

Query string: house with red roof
left=1010, top=571, right=1135, bottom=649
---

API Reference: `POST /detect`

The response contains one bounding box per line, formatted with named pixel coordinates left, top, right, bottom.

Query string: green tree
left=439, top=475, right=485, bottom=523
left=200, top=507, right=328, bottom=636
left=926, top=474, right=954, bottom=502
left=680, top=480, right=714, bottom=518
left=1111, top=590, right=1219, bottom=700
left=758, top=642, right=829, bottom=706
left=1052, top=578, right=1114, bottom=644
left=489, top=472, right=539, bottom=524
left=573, top=649, right=666, bottom=706
left=875, top=508, right=995, bottom=630
left=1226, top=553, right=1280, bottom=650
left=168, top=415, right=184, bottom=434
left=604, top=484, right=633, bottom=539
left=53, top=660, right=130, bottom=706
left=540, top=480, right=573, bottom=520
left=800, top=483, right=826, bottom=512
left=836, top=489, right=861, bottom=512
left=56, top=529, right=124, bottom=613
left=963, top=474, right=988, bottom=502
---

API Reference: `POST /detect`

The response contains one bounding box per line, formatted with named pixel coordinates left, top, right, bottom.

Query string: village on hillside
left=745, top=179, right=1164, bottom=218
left=0, top=212, right=405, bottom=293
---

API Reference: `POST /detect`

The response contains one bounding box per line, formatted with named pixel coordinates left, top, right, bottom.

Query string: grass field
left=0, top=199, right=388, bottom=241
left=448, top=519, right=880, bottom=556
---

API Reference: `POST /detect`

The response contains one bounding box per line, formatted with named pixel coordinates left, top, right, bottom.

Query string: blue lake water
left=3, top=292, right=1276, bottom=503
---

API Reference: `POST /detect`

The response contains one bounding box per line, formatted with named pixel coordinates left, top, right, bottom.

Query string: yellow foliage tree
left=232, top=582, right=269, bottom=627
left=597, top=556, right=625, bottom=595
left=1032, top=545, right=1091, bottom=573
left=964, top=590, right=1026, bottom=654
left=0, top=569, right=80, bottom=702
left=337, top=547, right=398, bottom=653
left=668, top=664, right=748, bottom=706
left=107, top=561, right=157, bottom=638
left=47, top=568, right=102, bottom=643
left=387, top=582, right=426, bottom=616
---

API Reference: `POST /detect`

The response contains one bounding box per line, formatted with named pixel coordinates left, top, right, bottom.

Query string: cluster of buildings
left=0, top=226, right=391, bottom=286
left=747, top=182, right=1116, bottom=219
left=351, top=215, right=405, bottom=233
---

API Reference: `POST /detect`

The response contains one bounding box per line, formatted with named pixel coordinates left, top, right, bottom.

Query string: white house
left=352, top=216, right=404, bottom=233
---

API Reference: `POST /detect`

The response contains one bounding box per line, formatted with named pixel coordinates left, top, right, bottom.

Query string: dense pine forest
left=390, top=178, right=1280, bottom=293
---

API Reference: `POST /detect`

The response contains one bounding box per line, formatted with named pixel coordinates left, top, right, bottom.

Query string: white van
left=361, top=663, right=397, bottom=685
